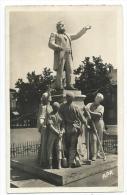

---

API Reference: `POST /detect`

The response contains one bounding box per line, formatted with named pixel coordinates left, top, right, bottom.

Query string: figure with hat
left=59, top=92, right=90, bottom=168
left=37, top=92, right=52, bottom=167
left=48, top=21, right=91, bottom=90
left=47, top=102, right=65, bottom=169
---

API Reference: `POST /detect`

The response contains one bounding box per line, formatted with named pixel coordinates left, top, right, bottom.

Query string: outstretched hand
left=84, top=25, right=92, bottom=30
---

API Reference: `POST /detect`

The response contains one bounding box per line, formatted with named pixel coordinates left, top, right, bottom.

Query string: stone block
left=51, top=89, right=86, bottom=109
left=11, top=155, right=117, bottom=186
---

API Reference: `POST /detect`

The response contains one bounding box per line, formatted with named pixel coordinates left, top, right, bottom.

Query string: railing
left=103, top=134, right=117, bottom=154
left=11, top=141, right=40, bottom=158
left=10, top=134, right=117, bottom=159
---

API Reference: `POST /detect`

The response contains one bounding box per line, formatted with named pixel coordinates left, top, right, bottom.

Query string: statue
left=48, top=21, right=91, bottom=90
left=47, top=102, right=65, bottom=169
left=83, top=93, right=105, bottom=161
left=37, top=92, right=52, bottom=167
left=59, top=92, right=90, bottom=168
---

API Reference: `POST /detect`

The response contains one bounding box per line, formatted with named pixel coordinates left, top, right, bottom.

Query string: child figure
left=47, top=102, right=65, bottom=169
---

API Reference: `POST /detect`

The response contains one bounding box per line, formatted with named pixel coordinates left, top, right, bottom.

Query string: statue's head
left=41, top=92, right=51, bottom=105
left=94, top=93, right=104, bottom=105
left=56, top=21, right=65, bottom=34
left=52, top=102, right=60, bottom=112
left=66, top=92, right=74, bottom=104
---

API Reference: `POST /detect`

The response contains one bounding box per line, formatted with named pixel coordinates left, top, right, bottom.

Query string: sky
left=9, top=6, right=122, bottom=88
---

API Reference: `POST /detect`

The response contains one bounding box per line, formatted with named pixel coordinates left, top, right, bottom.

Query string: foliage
left=74, top=56, right=113, bottom=95
left=15, top=67, right=54, bottom=114
left=14, top=56, right=114, bottom=120
left=74, top=56, right=117, bottom=124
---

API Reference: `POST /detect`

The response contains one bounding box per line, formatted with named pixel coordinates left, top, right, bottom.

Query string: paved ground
left=11, top=128, right=40, bottom=144
left=11, top=125, right=117, bottom=144
left=11, top=168, right=55, bottom=187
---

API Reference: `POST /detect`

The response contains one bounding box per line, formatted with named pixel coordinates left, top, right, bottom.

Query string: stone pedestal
left=51, top=89, right=86, bottom=109
left=11, top=155, right=117, bottom=186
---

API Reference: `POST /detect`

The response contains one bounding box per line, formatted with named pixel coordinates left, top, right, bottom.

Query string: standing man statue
left=37, top=92, right=52, bottom=168
left=59, top=92, right=89, bottom=167
left=48, top=21, right=91, bottom=90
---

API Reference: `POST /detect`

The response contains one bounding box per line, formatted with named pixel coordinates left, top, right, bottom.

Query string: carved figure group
left=37, top=92, right=105, bottom=169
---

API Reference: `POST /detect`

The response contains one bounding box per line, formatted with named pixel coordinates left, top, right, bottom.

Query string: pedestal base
left=51, top=89, right=86, bottom=108
left=11, top=155, right=117, bottom=186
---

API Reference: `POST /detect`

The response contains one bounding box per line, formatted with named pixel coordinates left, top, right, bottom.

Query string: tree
left=15, top=67, right=54, bottom=115
left=74, top=56, right=113, bottom=95
left=74, top=56, right=117, bottom=124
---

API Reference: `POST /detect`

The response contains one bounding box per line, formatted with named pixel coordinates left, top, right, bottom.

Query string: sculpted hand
left=56, top=46, right=63, bottom=51
left=59, top=132, right=63, bottom=138
left=72, top=127, right=77, bottom=134
left=61, top=128, right=65, bottom=134
left=87, top=125, right=91, bottom=131
left=84, top=25, right=91, bottom=31
left=40, top=119, right=44, bottom=125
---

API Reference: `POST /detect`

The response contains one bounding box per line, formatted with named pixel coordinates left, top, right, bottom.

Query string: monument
left=11, top=21, right=117, bottom=187
left=48, top=21, right=92, bottom=167
left=48, top=21, right=91, bottom=109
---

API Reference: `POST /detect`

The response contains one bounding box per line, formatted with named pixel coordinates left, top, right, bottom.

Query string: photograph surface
left=7, top=5, right=123, bottom=193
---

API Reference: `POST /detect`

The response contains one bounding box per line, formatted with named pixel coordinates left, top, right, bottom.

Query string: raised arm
left=70, top=25, right=91, bottom=41
left=89, top=106, right=104, bottom=120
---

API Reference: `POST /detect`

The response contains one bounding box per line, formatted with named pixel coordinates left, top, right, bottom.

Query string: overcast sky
left=9, top=6, right=122, bottom=88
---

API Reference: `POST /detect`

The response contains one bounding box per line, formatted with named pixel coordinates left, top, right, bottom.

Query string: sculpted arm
left=48, top=33, right=63, bottom=51
left=37, top=105, right=46, bottom=133
left=47, top=117, right=59, bottom=135
left=70, top=25, right=91, bottom=41
left=89, top=106, right=104, bottom=120
left=76, top=107, right=88, bottom=128
left=49, top=124, right=60, bottom=135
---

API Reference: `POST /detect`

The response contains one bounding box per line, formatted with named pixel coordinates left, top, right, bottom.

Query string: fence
left=10, top=134, right=117, bottom=159
left=103, top=134, right=117, bottom=154
left=11, top=141, right=40, bottom=159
